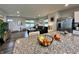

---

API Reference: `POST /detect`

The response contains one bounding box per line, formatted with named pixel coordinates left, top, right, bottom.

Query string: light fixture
left=7, top=19, right=13, bottom=22
left=65, top=4, right=69, bottom=7
left=39, top=14, right=40, bottom=16
left=17, top=11, right=20, bottom=14
left=17, top=11, right=20, bottom=17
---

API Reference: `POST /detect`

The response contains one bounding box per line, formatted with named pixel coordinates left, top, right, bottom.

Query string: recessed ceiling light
left=65, top=4, right=69, bottom=7
left=17, top=11, right=20, bottom=14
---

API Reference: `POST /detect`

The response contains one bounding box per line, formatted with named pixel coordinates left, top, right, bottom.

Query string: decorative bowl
left=37, top=34, right=53, bottom=47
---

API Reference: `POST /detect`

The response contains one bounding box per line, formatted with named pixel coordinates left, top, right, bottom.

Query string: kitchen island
left=13, top=32, right=79, bottom=54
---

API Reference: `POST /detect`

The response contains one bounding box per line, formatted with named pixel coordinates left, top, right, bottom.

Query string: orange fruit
left=54, top=34, right=61, bottom=41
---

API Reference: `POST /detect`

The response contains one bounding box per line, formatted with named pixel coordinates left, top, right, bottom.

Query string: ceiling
left=0, top=4, right=79, bottom=18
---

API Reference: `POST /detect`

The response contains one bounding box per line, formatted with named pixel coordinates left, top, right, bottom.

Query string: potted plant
left=0, top=19, right=9, bottom=45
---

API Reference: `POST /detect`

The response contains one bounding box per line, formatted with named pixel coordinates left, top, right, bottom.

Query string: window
left=25, top=20, right=35, bottom=28
left=44, top=19, right=48, bottom=27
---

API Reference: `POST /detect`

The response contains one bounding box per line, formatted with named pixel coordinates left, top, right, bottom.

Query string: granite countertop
left=13, top=32, right=79, bottom=54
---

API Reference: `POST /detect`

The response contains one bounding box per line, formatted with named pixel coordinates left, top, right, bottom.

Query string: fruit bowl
left=37, top=35, right=53, bottom=47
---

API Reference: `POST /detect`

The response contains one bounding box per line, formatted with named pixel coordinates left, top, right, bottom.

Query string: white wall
left=48, top=12, right=60, bottom=32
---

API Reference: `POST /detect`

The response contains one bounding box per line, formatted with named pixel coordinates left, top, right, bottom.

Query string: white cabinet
left=8, top=21, right=20, bottom=32
left=73, top=30, right=79, bottom=35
